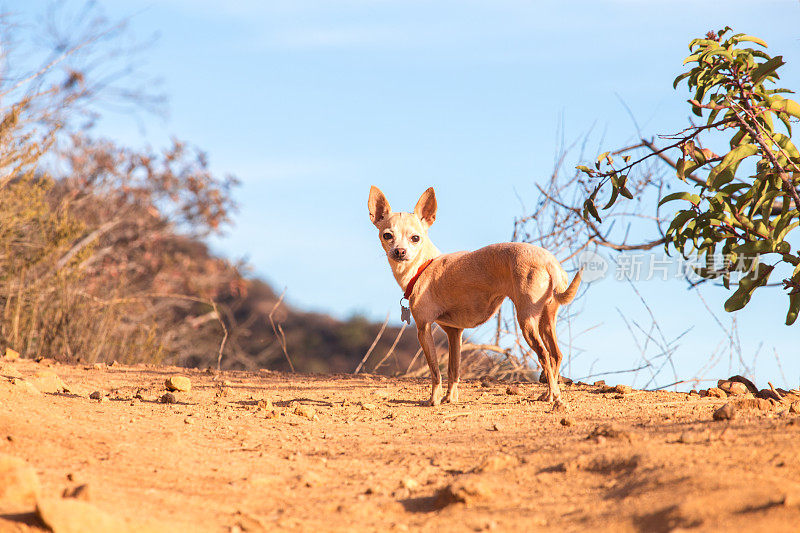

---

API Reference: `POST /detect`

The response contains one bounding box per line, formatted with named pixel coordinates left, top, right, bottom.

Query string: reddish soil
left=1, top=358, right=800, bottom=532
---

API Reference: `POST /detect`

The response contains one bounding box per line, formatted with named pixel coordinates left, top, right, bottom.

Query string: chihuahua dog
left=368, top=186, right=581, bottom=407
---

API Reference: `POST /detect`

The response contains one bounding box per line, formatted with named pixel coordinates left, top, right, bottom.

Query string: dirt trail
left=1, top=358, right=799, bottom=532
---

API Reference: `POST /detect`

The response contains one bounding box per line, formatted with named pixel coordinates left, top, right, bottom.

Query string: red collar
left=403, top=259, right=434, bottom=300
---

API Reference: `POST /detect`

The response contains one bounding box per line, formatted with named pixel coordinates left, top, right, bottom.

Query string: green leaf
left=658, top=191, right=702, bottom=207
left=583, top=198, right=601, bottom=223
left=751, top=56, right=784, bottom=85
left=707, top=144, right=758, bottom=187
left=733, top=35, right=768, bottom=48
left=603, top=185, right=620, bottom=210
left=787, top=292, right=800, bottom=325
left=704, top=49, right=734, bottom=62
left=773, top=133, right=800, bottom=159
left=731, top=240, right=775, bottom=255
left=724, top=264, right=774, bottom=312
left=770, top=97, right=800, bottom=119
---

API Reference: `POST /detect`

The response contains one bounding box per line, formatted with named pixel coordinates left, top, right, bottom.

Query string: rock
left=560, top=417, right=574, bottom=427
left=782, top=491, right=800, bottom=508
left=490, top=423, right=502, bottom=432
left=400, top=478, right=419, bottom=490
left=727, top=375, right=758, bottom=394
left=727, top=382, right=749, bottom=396
left=587, top=424, right=632, bottom=442
left=92, top=363, right=106, bottom=370
left=505, top=385, right=521, bottom=395
left=10, top=378, right=41, bottom=395
left=37, top=497, right=130, bottom=533
left=474, top=453, right=519, bottom=473
left=62, top=484, right=92, bottom=501
left=0, top=454, right=40, bottom=510
left=756, top=389, right=783, bottom=402
left=790, top=402, right=800, bottom=415
left=164, top=376, right=191, bottom=392
left=372, top=389, right=390, bottom=399
left=593, top=380, right=606, bottom=388
left=29, top=371, right=68, bottom=394
left=713, top=403, right=736, bottom=420
left=437, top=479, right=494, bottom=507
left=706, top=387, right=727, bottom=399
left=159, top=392, right=176, bottom=404
left=360, top=403, right=377, bottom=411
left=614, top=384, right=633, bottom=394
left=731, top=397, right=775, bottom=412
left=479, top=376, right=496, bottom=388
left=3, top=347, right=20, bottom=361
left=0, top=363, right=22, bottom=378
left=89, top=391, right=102, bottom=400
left=294, top=405, right=317, bottom=420
left=256, top=399, right=273, bottom=410
left=689, top=390, right=700, bottom=396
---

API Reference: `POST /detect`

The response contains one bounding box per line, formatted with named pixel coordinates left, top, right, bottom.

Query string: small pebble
left=706, top=387, right=727, bottom=399
left=159, top=393, right=177, bottom=404
left=713, top=403, right=736, bottom=421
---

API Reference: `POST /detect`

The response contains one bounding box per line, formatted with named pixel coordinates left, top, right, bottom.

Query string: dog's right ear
left=368, top=186, right=392, bottom=225
left=414, top=187, right=437, bottom=228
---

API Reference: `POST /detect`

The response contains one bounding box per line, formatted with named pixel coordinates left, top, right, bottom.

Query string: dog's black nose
left=394, top=248, right=407, bottom=260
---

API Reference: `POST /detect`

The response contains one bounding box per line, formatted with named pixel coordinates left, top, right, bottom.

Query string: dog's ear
left=368, top=186, right=392, bottom=225
left=414, top=187, right=437, bottom=228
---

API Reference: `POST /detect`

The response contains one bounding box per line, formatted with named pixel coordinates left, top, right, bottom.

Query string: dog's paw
left=537, top=391, right=554, bottom=402
left=551, top=398, right=568, bottom=412
left=422, top=397, right=441, bottom=407
left=442, top=388, right=459, bottom=404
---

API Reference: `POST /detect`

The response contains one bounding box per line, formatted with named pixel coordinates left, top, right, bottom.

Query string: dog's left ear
left=414, top=187, right=437, bottom=228
left=368, top=186, right=392, bottom=225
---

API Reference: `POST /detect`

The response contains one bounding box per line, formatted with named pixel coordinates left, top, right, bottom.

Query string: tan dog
left=368, top=186, right=581, bottom=407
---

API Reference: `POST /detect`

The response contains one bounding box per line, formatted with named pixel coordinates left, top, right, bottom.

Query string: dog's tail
left=553, top=267, right=583, bottom=305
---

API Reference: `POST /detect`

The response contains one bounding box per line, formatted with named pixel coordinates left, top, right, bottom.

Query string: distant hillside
left=212, top=277, right=421, bottom=374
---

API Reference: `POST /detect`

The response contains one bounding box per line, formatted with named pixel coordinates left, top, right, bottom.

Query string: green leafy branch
left=577, top=28, right=800, bottom=325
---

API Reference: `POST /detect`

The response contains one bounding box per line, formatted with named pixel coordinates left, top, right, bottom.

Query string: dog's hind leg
left=441, top=325, right=462, bottom=403
left=417, top=322, right=442, bottom=406
left=516, top=304, right=563, bottom=406
left=540, top=301, right=564, bottom=384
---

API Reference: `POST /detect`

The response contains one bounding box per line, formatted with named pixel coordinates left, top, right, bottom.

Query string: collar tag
left=400, top=297, right=411, bottom=324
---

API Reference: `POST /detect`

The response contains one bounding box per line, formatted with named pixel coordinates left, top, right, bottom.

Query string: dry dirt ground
left=2, top=357, right=800, bottom=532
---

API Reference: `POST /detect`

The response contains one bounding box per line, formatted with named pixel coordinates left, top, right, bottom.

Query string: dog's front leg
left=417, top=323, right=442, bottom=406
left=441, top=326, right=462, bottom=403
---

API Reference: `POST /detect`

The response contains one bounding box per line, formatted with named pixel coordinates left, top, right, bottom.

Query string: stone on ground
left=0, top=453, right=40, bottom=511
left=164, top=376, right=191, bottom=392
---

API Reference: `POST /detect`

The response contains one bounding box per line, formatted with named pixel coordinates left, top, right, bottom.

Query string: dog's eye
left=382, top=232, right=393, bottom=241
left=410, top=235, right=420, bottom=243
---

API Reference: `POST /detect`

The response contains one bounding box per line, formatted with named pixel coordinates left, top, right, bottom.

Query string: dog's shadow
left=387, top=399, right=422, bottom=406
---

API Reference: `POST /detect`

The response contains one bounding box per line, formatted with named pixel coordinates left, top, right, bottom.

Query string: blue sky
left=12, top=1, right=800, bottom=387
